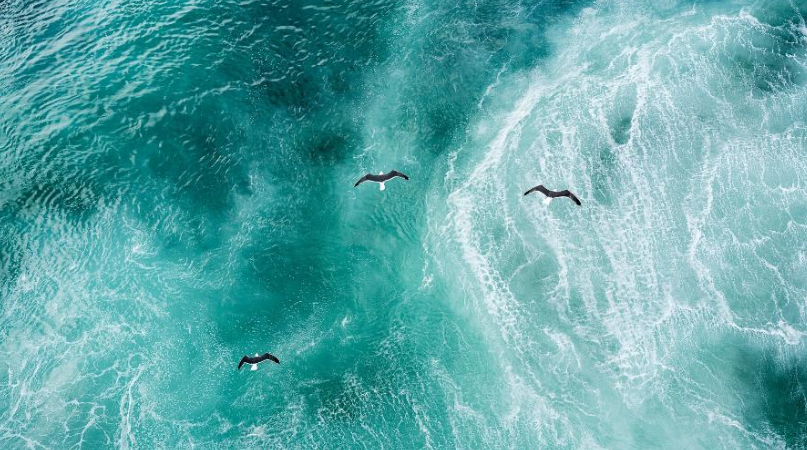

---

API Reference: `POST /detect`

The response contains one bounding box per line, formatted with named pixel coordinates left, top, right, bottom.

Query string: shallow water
left=1, top=0, right=807, bottom=448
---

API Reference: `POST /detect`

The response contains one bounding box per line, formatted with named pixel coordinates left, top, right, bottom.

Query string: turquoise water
left=2, top=0, right=807, bottom=448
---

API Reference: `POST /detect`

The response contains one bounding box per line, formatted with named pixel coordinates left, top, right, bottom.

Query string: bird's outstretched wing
left=566, top=192, right=582, bottom=206
left=238, top=356, right=249, bottom=370
left=354, top=174, right=371, bottom=187
left=389, top=170, right=410, bottom=181
left=264, top=353, right=280, bottom=364
left=524, top=185, right=549, bottom=196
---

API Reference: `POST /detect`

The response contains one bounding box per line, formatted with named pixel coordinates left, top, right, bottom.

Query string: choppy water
left=1, top=0, right=807, bottom=448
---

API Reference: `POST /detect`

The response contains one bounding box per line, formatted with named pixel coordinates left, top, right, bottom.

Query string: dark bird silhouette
left=238, top=353, right=280, bottom=371
left=354, top=170, right=410, bottom=191
left=524, top=185, right=582, bottom=206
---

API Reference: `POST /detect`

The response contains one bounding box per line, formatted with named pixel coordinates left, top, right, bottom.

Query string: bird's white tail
left=250, top=364, right=258, bottom=371
left=379, top=182, right=386, bottom=191
left=543, top=197, right=552, bottom=205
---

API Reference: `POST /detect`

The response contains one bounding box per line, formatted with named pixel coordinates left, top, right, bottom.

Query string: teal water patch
left=733, top=341, right=807, bottom=449
left=2, top=0, right=807, bottom=448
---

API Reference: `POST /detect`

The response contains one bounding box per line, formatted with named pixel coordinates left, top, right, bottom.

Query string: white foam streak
left=116, top=365, right=143, bottom=450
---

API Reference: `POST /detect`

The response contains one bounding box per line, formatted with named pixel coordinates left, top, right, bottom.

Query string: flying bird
left=524, top=185, right=581, bottom=206
left=238, top=353, right=280, bottom=371
left=354, top=170, right=410, bottom=191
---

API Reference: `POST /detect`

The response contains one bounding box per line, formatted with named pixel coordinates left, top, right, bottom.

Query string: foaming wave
left=435, top=76, right=592, bottom=445
left=430, top=0, right=807, bottom=447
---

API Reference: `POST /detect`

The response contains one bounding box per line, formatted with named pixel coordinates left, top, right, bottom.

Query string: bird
left=524, top=185, right=582, bottom=206
left=353, top=170, right=410, bottom=191
left=238, top=353, right=280, bottom=371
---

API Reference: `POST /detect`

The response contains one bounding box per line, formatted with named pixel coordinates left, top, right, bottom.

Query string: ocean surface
left=1, top=0, right=807, bottom=448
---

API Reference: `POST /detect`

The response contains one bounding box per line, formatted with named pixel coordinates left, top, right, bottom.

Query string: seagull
left=524, top=185, right=581, bottom=206
left=354, top=170, right=410, bottom=191
left=238, top=353, right=280, bottom=371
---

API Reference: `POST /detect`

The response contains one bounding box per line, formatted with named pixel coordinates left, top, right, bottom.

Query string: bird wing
left=238, top=356, right=249, bottom=370
left=389, top=170, right=410, bottom=181
left=354, top=174, right=371, bottom=187
left=567, top=192, right=582, bottom=206
left=524, top=185, right=549, bottom=196
left=265, top=353, right=280, bottom=364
